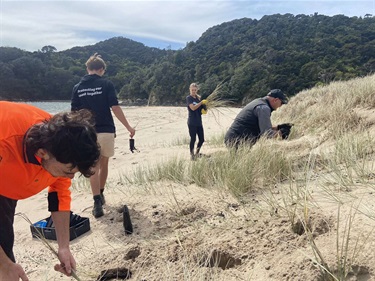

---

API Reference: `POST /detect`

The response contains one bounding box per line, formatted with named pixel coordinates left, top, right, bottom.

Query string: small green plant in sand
left=124, top=137, right=292, bottom=198
left=212, top=138, right=292, bottom=196
left=302, top=202, right=374, bottom=281
left=206, top=131, right=226, bottom=146
left=319, top=132, right=375, bottom=189
left=126, top=157, right=186, bottom=186
left=169, top=136, right=190, bottom=147
left=260, top=149, right=319, bottom=229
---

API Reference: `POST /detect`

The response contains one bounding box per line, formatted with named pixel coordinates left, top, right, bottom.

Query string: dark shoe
left=100, top=192, right=106, bottom=205
left=92, top=200, right=104, bottom=218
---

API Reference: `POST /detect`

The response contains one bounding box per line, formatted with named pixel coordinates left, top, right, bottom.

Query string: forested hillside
left=0, top=13, right=374, bottom=105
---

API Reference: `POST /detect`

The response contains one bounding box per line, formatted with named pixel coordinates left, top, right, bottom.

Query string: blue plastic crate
left=30, top=213, right=90, bottom=241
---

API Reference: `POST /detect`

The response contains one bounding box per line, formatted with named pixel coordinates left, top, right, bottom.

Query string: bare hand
left=0, top=262, right=29, bottom=281
left=54, top=248, right=76, bottom=276
left=129, top=127, right=136, bottom=138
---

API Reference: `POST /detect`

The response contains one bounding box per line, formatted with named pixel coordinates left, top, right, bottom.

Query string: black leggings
left=188, top=125, right=205, bottom=154
left=0, top=195, right=17, bottom=262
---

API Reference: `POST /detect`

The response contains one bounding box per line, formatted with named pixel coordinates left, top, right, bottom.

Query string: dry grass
left=272, top=74, right=375, bottom=140
left=121, top=73, right=375, bottom=280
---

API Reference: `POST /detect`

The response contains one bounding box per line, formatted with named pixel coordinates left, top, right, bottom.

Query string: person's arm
left=188, top=101, right=204, bottom=111
left=111, top=105, right=135, bottom=138
left=51, top=211, right=76, bottom=277
left=70, top=85, right=82, bottom=111
left=255, top=106, right=280, bottom=138
left=0, top=247, right=29, bottom=281
left=187, top=96, right=206, bottom=111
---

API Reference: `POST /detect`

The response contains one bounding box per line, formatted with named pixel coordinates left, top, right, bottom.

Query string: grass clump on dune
left=118, top=73, right=375, bottom=281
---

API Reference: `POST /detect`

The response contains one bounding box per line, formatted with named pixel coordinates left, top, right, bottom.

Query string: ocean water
left=23, top=101, right=71, bottom=114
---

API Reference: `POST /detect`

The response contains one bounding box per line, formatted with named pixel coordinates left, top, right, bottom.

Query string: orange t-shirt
left=0, top=101, right=71, bottom=211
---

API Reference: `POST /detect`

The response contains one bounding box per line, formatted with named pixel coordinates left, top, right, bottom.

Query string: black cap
left=267, top=89, right=288, bottom=104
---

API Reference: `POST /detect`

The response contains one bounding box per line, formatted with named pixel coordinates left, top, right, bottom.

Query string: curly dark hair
left=25, top=109, right=100, bottom=177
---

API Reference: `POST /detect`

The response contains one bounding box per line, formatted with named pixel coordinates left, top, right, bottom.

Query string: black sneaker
left=92, top=200, right=104, bottom=218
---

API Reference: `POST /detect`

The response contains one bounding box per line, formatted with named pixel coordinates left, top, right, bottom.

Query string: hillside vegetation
left=0, top=13, right=374, bottom=105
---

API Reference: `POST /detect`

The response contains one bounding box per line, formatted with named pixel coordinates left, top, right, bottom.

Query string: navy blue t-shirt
left=186, top=95, right=202, bottom=126
left=71, top=74, right=119, bottom=133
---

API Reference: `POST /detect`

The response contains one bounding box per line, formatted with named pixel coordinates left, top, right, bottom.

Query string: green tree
left=41, top=45, right=57, bottom=53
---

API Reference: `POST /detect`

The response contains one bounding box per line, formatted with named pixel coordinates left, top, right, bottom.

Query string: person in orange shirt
left=0, top=101, right=100, bottom=281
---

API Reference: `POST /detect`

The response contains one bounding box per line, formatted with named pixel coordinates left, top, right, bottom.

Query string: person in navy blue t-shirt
left=71, top=53, right=135, bottom=218
left=186, top=83, right=207, bottom=160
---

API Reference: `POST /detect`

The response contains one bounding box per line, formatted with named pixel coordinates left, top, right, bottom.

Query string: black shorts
left=0, top=195, right=18, bottom=262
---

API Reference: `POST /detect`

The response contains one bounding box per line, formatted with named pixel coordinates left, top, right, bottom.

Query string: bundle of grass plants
left=203, top=81, right=235, bottom=125
left=204, top=81, right=233, bottom=110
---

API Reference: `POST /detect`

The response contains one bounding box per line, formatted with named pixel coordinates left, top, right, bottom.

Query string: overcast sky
left=1, top=0, right=374, bottom=52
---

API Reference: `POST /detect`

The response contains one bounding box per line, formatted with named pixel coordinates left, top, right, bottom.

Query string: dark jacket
left=225, top=97, right=274, bottom=146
